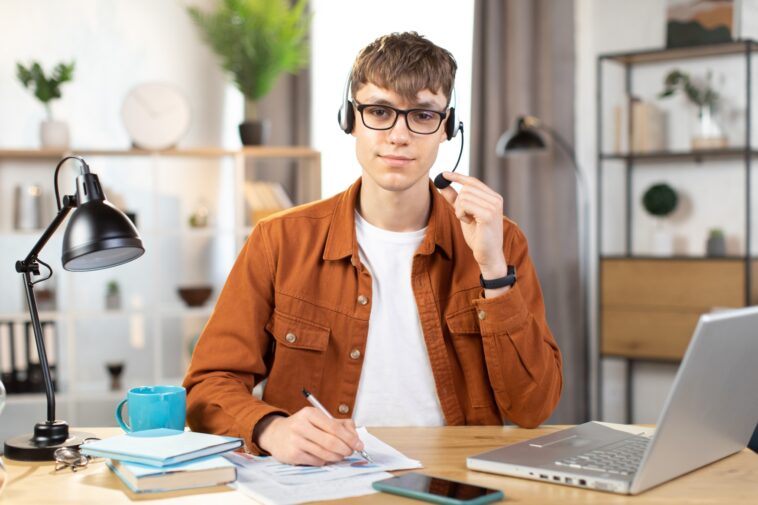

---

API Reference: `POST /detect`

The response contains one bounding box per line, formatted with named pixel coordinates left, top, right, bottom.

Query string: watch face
left=121, top=82, right=191, bottom=151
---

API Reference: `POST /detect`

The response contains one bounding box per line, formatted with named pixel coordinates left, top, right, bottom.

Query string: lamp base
left=4, top=421, right=95, bottom=461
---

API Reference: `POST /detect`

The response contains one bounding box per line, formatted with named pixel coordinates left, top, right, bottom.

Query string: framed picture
left=666, top=0, right=734, bottom=47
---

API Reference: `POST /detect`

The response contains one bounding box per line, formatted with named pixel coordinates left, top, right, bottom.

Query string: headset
left=337, top=73, right=464, bottom=189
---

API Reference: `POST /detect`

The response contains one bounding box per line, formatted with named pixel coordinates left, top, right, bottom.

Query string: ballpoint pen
left=302, top=388, right=373, bottom=463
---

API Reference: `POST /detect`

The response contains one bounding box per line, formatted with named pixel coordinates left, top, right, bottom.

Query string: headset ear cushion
left=445, top=107, right=458, bottom=140
left=338, top=101, right=355, bottom=134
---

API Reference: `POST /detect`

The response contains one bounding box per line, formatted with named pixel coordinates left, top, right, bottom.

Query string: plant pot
left=706, top=234, right=726, bottom=257
left=239, top=120, right=271, bottom=146
left=39, top=120, right=70, bottom=149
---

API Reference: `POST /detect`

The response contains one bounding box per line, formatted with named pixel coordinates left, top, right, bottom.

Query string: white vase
left=39, top=120, right=70, bottom=149
left=652, top=222, right=674, bottom=256
left=691, top=105, right=726, bottom=150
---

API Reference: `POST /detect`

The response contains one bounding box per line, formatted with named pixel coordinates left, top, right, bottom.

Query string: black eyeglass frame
left=353, top=100, right=448, bottom=135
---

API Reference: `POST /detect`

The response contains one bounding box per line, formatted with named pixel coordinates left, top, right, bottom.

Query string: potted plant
left=105, top=280, right=121, bottom=310
left=188, top=0, right=310, bottom=145
left=706, top=228, right=726, bottom=257
left=658, top=69, right=725, bottom=150
left=16, top=61, right=75, bottom=149
left=642, top=183, right=679, bottom=256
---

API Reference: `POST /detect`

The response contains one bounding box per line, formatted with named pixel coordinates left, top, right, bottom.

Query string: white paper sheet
left=225, top=427, right=422, bottom=504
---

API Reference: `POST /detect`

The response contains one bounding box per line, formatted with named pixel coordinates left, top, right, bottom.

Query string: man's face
left=352, top=83, right=449, bottom=193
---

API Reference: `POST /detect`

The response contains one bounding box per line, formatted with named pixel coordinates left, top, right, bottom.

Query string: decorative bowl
left=177, top=286, right=212, bottom=307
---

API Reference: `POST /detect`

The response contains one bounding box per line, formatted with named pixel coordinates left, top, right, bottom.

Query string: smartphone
left=372, top=472, right=505, bottom=505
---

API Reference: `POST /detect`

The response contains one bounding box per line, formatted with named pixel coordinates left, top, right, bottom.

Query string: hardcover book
left=107, top=456, right=237, bottom=493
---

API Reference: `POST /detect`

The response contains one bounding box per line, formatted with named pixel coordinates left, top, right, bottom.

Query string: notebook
left=107, top=455, right=237, bottom=493
left=467, top=306, right=758, bottom=495
left=81, top=428, right=243, bottom=467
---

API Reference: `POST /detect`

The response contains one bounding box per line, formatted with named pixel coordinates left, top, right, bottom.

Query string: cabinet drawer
left=601, top=259, right=744, bottom=309
left=601, top=308, right=701, bottom=360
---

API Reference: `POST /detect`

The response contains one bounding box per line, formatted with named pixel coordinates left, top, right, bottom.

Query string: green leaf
left=15, top=60, right=75, bottom=107
left=187, top=0, right=310, bottom=104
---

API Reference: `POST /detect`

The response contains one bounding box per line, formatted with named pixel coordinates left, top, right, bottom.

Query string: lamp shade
left=61, top=170, right=144, bottom=271
left=496, top=116, right=547, bottom=156
left=62, top=200, right=144, bottom=271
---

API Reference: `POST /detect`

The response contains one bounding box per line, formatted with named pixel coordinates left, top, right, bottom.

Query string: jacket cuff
left=241, top=405, right=289, bottom=455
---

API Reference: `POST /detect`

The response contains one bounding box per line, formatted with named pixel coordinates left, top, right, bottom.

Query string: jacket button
left=338, top=403, right=350, bottom=414
left=350, top=348, right=361, bottom=360
left=357, top=295, right=368, bottom=305
left=477, top=310, right=487, bottom=321
left=285, top=332, right=297, bottom=343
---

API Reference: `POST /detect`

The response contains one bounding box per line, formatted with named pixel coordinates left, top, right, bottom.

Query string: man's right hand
left=256, top=407, right=365, bottom=466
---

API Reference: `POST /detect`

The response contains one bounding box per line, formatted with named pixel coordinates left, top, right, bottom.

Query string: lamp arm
left=18, top=199, right=76, bottom=270
left=15, top=201, right=75, bottom=424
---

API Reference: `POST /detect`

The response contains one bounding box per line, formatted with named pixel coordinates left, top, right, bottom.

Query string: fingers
left=272, top=407, right=361, bottom=466
left=442, top=171, right=503, bottom=198
left=307, top=409, right=363, bottom=453
left=438, top=172, right=503, bottom=225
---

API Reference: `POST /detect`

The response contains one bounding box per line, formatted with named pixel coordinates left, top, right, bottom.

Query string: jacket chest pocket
left=446, top=308, right=494, bottom=409
left=264, top=310, right=330, bottom=408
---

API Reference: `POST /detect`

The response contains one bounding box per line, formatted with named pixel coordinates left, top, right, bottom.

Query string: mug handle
left=115, top=398, right=132, bottom=432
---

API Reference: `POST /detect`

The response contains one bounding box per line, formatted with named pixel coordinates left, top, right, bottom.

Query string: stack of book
left=80, top=428, right=244, bottom=494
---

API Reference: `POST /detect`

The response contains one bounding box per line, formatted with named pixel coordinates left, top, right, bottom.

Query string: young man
left=183, top=32, right=562, bottom=466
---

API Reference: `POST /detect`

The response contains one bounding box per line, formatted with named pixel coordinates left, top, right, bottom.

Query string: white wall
left=310, top=0, right=475, bottom=198
left=0, top=0, right=241, bottom=149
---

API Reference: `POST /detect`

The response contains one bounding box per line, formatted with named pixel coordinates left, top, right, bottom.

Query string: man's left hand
left=437, top=171, right=508, bottom=280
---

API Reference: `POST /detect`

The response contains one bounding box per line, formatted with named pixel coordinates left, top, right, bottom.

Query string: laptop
left=467, top=306, right=758, bottom=495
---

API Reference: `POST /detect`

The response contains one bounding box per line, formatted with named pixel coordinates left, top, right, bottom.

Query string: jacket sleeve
left=471, top=223, right=563, bottom=428
left=182, top=222, right=288, bottom=453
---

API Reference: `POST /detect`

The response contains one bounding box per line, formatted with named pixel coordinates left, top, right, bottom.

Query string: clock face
left=121, top=82, right=191, bottom=151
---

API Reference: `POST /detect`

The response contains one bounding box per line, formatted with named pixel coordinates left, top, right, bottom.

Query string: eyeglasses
left=353, top=101, right=447, bottom=135
left=54, top=437, right=101, bottom=472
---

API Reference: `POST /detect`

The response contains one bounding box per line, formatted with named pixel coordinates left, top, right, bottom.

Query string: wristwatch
left=480, top=265, right=516, bottom=289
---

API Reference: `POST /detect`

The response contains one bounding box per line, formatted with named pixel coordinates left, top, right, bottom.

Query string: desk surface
left=2, top=426, right=756, bottom=504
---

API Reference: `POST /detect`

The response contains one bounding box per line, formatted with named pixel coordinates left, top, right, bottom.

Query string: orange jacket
left=183, top=178, right=562, bottom=452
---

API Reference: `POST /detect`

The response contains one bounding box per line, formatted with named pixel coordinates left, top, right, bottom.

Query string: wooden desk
left=2, top=426, right=756, bottom=504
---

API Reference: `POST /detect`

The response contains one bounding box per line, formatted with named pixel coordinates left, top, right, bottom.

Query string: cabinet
left=597, top=41, right=756, bottom=420
left=0, top=147, right=320, bottom=434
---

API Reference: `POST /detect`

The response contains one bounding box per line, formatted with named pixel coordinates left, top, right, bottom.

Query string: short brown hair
left=350, top=32, right=457, bottom=105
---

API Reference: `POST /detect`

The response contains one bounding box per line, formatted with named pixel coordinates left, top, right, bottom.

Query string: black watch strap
left=480, top=265, right=516, bottom=289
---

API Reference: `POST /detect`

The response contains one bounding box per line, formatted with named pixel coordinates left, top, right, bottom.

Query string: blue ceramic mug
left=115, top=385, right=186, bottom=432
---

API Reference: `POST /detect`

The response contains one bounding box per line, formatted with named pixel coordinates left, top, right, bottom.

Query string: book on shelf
left=80, top=428, right=243, bottom=467
left=106, top=455, right=237, bottom=493
left=244, top=181, right=293, bottom=223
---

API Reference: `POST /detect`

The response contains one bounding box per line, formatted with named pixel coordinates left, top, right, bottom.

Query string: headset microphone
left=433, top=122, right=465, bottom=190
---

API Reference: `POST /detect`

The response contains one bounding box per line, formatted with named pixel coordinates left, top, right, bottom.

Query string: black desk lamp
left=4, top=156, right=145, bottom=461
left=496, top=115, right=596, bottom=419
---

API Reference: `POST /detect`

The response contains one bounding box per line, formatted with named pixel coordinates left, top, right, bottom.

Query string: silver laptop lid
left=631, top=306, right=758, bottom=494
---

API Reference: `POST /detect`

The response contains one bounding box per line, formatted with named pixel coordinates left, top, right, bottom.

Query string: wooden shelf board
left=599, top=39, right=756, bottom=65
left=600, top=148, right=758, bottom=162
left=0, top=146, right=320, bottom=160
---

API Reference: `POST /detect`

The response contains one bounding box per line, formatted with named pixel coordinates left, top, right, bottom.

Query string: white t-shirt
left=352, top=211, right=446, bottom=426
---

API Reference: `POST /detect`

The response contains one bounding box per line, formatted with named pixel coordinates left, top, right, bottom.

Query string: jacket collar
left=323, top=177, right=454, bottom=262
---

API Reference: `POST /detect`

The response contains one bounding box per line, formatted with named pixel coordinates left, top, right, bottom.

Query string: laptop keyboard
left=554, top=436, right=650, bottom=475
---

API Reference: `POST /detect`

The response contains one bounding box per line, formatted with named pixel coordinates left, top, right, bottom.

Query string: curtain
left=470, top=0, right=587, bottom=423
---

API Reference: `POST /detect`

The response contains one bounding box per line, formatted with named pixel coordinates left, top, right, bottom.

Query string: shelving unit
left=597, top=40, right=756, bottom=422
left=0, top=147, right=320, bottom=433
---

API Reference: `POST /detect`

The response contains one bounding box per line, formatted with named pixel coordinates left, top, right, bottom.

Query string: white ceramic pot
left=39, top=120, right=70, bottom=149
left=652, top=228, right=674, bottom=256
